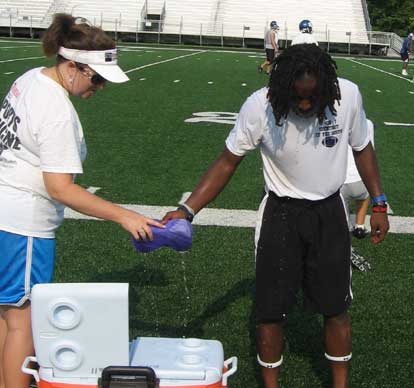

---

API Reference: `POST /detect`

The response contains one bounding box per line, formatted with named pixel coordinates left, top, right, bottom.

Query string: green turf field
left=1, top=39, right=413, bottom=388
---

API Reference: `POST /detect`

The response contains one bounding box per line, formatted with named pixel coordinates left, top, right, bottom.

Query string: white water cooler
left=23, top=283, right=237, bottom=388
left=25, top=283, right=129, bottom=386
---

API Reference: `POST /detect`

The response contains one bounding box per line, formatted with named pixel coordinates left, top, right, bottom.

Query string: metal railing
left=360, top=0, right=372, bottom=31
left=0, top=11, right=401, bottom=55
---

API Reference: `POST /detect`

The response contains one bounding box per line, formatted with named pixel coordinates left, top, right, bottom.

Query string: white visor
left=58, top=46, right=129, bottom=83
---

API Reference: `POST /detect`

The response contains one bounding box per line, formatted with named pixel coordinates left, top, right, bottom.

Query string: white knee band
left=257, top=354, right=283, bottom=368
left=324, top=352, right=352, bottom=362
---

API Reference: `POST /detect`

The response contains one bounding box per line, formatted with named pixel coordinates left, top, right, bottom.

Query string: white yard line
left=86, top=186, right=101, bottom=194
left=179, top=192, right=192, bottom=204
left=118, top=45, right=261, bottom=55
left=0, top=45, right=39, bottom=49
left=341, top=56, right=413, bottom=63
left=64, top=204, right=414, bottom=234
left=0, top=39, right=40, bottom=44
left=125, top=51, right=206, bottom=73
left=384, top=122, right=414, bottom=126
left=346, top=58, right=414, bottom=83
left=0, top=56, right=44, bottom=64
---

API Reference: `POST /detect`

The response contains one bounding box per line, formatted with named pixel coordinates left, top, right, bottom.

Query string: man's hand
left=162, top=209, right=186, bottom=224
left=370, top=212, right=389, bottom=244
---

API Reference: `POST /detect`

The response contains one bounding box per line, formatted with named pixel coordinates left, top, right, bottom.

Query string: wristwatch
left=177, top=204, right=194, bottom=223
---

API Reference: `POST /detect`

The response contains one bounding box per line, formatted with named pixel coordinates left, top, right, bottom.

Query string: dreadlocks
left=267, top=44, right=341, bottom=125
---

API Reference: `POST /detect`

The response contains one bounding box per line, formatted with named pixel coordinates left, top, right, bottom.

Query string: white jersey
left=265, top=29, right=277, bottom=49
left=345, top=119, right=374, bottom=184
left=225, top=78, right=369, bottom=200
left=291, top=33, right=319, bottom=46
left=0, top=68, right=86, bottom=238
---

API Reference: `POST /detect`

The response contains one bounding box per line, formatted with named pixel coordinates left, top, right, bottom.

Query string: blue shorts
left=0, top=230, right=55, bottom=306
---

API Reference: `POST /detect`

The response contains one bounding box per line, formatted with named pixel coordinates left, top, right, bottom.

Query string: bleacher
left=0, top=0, right=53, bottom=26
left=219, top=0, right=369, bottom=43
left=45, top=0, right=145, bottom=32
left=0, top=0, right=373, bottom=45
left=161, top=0, right=370, bottom=43
left=163, top=0, right=220, bottom=36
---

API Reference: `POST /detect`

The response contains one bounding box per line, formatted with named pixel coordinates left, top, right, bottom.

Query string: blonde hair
left=42, top=13, right=115, bottom=59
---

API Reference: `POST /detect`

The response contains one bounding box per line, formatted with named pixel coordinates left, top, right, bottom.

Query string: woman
left=0, top=14, right=163, bottom=388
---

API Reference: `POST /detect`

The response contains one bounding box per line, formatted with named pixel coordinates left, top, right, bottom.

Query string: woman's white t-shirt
left=0, top=68, right=87, bottom=238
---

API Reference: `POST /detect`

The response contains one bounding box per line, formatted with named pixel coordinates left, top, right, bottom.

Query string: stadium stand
left=0, top=0, right=53, bottom=26
left=0, top=0, right=397, bottom=52
left=45, top=0, right=145, bottom=32
left=215, top=0, right=369, bottom=43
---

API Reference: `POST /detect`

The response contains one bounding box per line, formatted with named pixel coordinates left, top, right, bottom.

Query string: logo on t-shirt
left=0, top=97, right=22, bottom=155
left=316, top=118, right=342, bottom=148
left=322, top=136, right=339, bottom=147
left=11, top=83, right=20, bottom=98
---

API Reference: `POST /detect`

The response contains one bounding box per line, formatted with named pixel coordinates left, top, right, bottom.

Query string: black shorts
left=401, top=52, right=409, bottom=61
left=265, top=48, right=275, bottom=62
left=255, top=191, right=351, bottom=322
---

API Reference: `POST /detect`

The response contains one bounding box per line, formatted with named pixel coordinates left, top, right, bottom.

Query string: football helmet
left=299, top=19, right=313, bottom=33
left=270, top=20, right=279, bottom=30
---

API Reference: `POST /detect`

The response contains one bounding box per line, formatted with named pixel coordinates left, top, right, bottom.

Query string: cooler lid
left=130, top=337, right=224, bottom=383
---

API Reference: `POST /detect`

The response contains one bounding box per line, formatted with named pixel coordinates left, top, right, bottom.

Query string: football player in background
left=400, top=32, right=413, bottom=76
left=259, top=20, right=279, bottom=75
left=291, top=19, right=319, bottom=46
left=341, top=120, right=375, bottom=272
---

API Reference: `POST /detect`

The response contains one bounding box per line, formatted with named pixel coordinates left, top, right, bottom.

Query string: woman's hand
left=120, top=209, right=165, bottom=241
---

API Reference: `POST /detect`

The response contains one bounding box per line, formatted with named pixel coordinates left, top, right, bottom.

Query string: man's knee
left=324, top=311, right=350, bottom=326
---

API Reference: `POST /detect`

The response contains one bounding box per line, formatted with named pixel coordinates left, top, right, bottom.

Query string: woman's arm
left=43, top=172, right=164, bottom=240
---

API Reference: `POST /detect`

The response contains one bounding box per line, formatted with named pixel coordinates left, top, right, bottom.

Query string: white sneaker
left=402, top=70, right=408, bottom=76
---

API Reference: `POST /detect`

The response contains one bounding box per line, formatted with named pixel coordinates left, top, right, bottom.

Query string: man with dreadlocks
left=163, top=44, right=389, bottom=388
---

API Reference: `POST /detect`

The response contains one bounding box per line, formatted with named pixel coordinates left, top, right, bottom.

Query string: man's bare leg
left=257, top=322, right=284, bottom=388
left=354, top=198, right=370, bottom=227
left=324, top=312, right=352, bottom=388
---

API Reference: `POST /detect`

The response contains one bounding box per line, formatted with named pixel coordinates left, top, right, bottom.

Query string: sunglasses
left=89, top=72, right=106, bottom=85
left=76, top=64, right=106, bottom=85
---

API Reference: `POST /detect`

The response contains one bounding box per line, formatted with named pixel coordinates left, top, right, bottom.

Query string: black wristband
left=177, top=205, right=194, bottom=223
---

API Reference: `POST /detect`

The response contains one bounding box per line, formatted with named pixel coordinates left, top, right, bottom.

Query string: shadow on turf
left=283, top=308, right=330, bottom=388
left=88, top=268, right=331, bottom=387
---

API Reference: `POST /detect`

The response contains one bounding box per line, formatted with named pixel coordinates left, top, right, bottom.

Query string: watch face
left=178, top=205, right=194, bottom=222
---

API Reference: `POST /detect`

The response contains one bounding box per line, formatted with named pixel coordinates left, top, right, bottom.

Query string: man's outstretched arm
left=163, top=147, right=244, bottom=222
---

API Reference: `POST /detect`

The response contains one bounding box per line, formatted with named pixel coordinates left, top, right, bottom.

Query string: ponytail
left=42, top=13, right=115, bottom=59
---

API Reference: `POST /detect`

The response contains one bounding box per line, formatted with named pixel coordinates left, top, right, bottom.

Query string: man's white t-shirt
left=345, top=119, right=374, bottom=184
left=0, top=68, right=86, bottom=238
left=291, top=33, right=319, bottom=46
left=225, top=78, right=369, bottom=200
